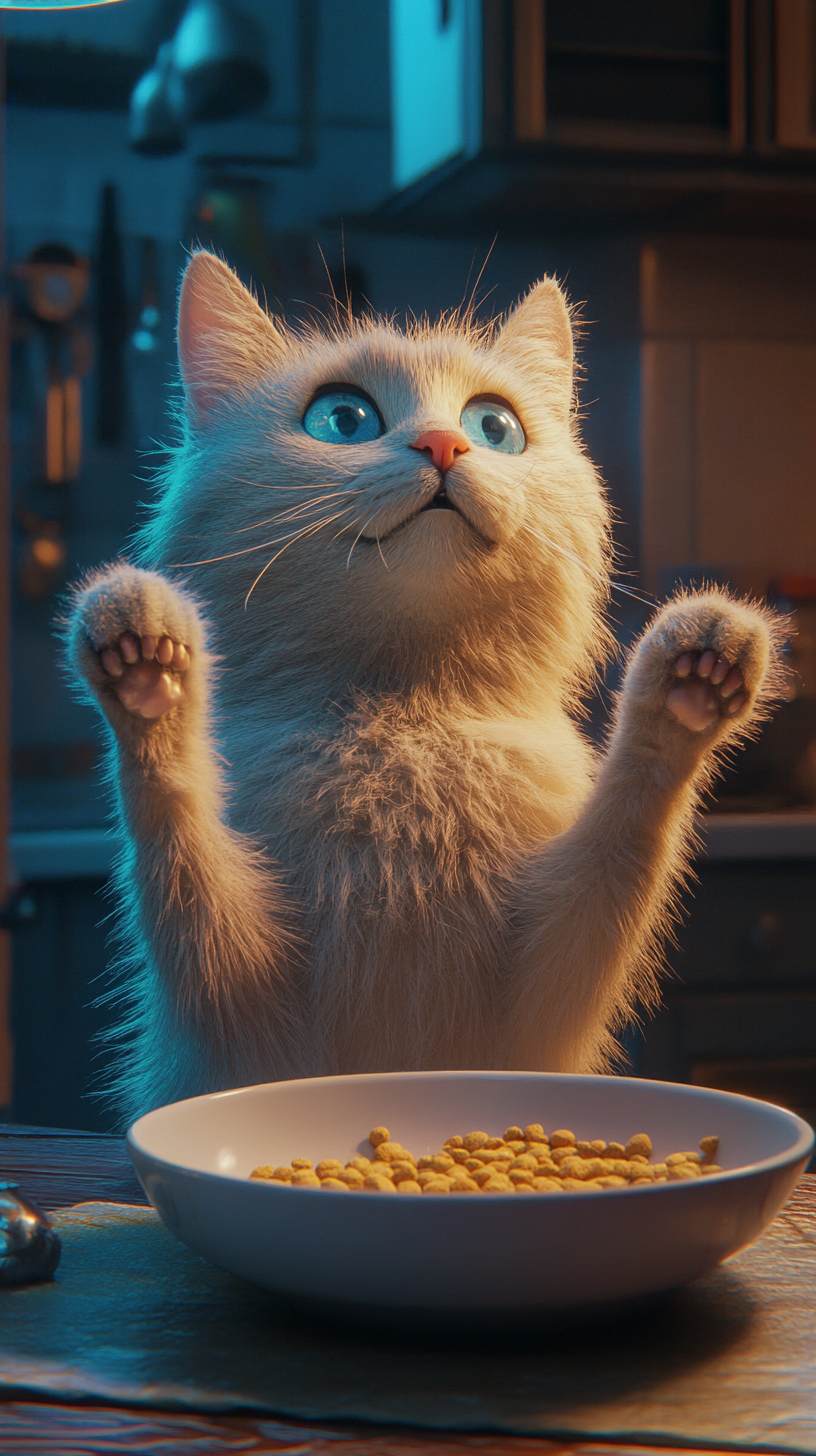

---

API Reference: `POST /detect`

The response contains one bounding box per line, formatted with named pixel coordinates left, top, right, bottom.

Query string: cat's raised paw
left=100, top=632, right=190, bottom=719
left=665, top=649, right=746, bottom=732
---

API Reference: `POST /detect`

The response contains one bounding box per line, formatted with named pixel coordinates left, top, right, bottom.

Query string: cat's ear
left=493, top=278, right=573, bottom=417
left=177, top=251, right=286, bottom=423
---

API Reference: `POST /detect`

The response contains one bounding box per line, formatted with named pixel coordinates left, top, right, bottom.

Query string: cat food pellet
left=364, top=1173, right=396, bottom=1191
left=549, top=1129, right=575, bottom=1148
left=252, top=1128, right=722, bottom=1194
left=291, top=1169, right=320, bottom=1187
left=626, top=1134, right=653, bottom=1159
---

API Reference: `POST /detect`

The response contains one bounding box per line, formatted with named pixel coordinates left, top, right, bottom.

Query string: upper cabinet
left=376, top=0, right=816, bottom=236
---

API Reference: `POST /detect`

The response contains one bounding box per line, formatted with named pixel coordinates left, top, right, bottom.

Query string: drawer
left=667, top=861, right=816, bottom=987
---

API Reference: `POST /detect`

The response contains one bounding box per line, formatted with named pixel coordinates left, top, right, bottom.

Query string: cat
left=64, top=250, right=781, bottom=1124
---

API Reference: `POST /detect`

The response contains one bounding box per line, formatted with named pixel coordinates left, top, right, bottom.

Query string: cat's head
left=143, top=252, right=611, bottom=712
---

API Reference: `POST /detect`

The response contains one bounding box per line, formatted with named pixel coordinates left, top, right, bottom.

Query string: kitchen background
left=0, top=0, right=814, bottom=1134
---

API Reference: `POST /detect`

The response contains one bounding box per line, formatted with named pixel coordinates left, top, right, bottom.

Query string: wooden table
left=0, top=1125, right=812, bottom=1456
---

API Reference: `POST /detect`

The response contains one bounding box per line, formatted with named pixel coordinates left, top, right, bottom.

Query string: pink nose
left=410, top=429, right=471, bottom=474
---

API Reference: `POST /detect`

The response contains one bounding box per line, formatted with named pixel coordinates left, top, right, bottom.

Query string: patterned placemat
left=1, top=1197, right=815, bottom=1452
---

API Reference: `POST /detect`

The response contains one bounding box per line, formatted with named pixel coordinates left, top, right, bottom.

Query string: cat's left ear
left=493, top=278, right=573, bottom=418
left=177, top=250, right=286, bottom=424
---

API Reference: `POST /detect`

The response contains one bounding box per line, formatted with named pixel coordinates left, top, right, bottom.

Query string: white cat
left=65, top=251, right=780, bottom=1122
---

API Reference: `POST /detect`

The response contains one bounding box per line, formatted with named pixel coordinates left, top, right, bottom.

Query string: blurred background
left=0, top=0, right=813, bottom=1135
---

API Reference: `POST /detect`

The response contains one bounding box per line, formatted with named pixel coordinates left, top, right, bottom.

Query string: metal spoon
left=0, top=1182, right=61, bottom=1286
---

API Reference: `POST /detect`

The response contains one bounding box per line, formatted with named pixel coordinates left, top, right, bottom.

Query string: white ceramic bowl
left=127, top=1071, right=813, bottom=1321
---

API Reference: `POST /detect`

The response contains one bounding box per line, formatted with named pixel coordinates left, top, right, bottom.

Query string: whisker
left=375, top=528, right=390, bottom=573
left=345, top=511, right=381, bottom=572
left=244, top=508, right=353, bottom=608
left=522, top=524, right=656, bottom=607
left=230, top=490, right=363, bottom=533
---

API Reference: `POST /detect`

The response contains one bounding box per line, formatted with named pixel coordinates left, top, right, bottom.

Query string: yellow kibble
left=471, top=1166, right=495, bottom=1187
left=448, top=1147, right=472, bottom=1164
left=364, top=1173, right=397, bottom=1191
left=391, top=1161, right=418, bottom=1181
left=336, top=1167, right=364, bottom=1188
left=524, top=1123, right=548, bottom=1144
left=550, top=1129, right=576, bottom=1149
left=550, top=1146, right=577, bottom=1166
left=626, top=1134, right=653, bottom=1159
left=482, top=1175, right=514, bottom=1192
left=417, top=1169, right=441, bottom=1187
left=509, top=1154, right=538, bottom=1172
left=374, top=1141, right=409, bottom=1164
left=252, top=1121, right=721, bottom=1199
left=509, top=1168, right=534, bottom=1185
left=346, top=1156, right=372, bottom=1173
left=422, top=1177, right=452, bottom=1194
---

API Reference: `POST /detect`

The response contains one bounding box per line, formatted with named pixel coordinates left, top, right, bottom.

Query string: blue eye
left=303, top=389, right=383, bottom=444
left=460, top=398, right=525, bottom=454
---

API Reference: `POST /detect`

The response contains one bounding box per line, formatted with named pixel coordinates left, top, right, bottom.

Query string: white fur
left=63, top=254, right=782, bottom=1122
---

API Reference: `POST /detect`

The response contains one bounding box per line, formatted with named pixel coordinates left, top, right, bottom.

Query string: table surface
left=1, top=1125, right=813, bottom=1456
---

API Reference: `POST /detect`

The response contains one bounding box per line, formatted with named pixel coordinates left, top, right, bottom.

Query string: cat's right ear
left=177, top=251, right=286, bottom=424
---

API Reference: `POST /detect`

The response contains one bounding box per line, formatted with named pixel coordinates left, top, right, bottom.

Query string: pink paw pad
left=100, top=632, right=190, bottom=720
left=666, top=650, right=746, bottom=732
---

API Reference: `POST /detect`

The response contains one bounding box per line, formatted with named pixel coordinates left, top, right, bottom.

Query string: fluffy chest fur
left=225, top=699, right=594, bottom=1072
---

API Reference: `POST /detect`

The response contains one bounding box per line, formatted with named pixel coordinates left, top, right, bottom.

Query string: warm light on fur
left=64, top=252, right=782, bottom=1122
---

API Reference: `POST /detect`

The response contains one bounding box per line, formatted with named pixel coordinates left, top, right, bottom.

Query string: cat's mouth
left=420, top=485, right=458, bottom=514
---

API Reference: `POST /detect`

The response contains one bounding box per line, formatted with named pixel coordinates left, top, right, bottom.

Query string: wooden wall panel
left=696, top=340, right=816, bottom=581
left=641, top=339, right=696, bottom=593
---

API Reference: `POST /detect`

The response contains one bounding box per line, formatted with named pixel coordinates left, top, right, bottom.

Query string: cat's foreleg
left=64, top=563, right=301, bottom=1115
left=504, top=592, right=782, bottom=1073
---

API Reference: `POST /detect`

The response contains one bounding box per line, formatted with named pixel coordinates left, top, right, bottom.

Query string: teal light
left=390, top=0, right=476, bottom=191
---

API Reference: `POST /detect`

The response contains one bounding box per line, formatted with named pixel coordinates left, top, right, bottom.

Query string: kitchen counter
left=9, top=813, right=816, bottom=881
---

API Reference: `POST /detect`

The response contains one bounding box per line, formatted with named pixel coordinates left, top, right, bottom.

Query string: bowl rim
left=127, top=1069, right=815, bottom=1200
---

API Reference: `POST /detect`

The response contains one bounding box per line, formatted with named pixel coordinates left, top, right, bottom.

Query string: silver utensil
left=0, top=1182, right=61, bottom=1287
